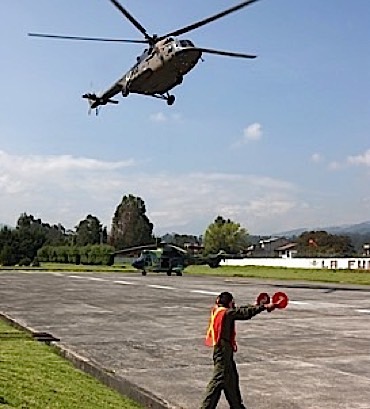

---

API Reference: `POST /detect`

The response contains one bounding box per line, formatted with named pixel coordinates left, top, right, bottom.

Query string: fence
left=221, top=257, right=370, bottom=270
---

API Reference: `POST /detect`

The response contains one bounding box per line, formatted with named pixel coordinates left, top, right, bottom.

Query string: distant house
left=183, top=243, right=204, bottom=254
left=363, top=243, right=370, bottom=257
left=274, top=242, right=298, bottom=259
left=248, top=237, right=291, bottom=258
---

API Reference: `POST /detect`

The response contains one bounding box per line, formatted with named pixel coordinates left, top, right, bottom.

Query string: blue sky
left=1, top=0, right=369, bottom=236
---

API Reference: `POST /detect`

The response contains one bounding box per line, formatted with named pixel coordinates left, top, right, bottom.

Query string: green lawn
left=0, top=319, right=143, bottom=409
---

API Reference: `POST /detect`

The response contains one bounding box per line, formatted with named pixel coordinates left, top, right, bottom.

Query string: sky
left=1, top=0, right=370, bottom=236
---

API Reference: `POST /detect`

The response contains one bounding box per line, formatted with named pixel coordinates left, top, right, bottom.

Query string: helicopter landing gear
left=166, top=94, right=175, bottom=106
left=151, top=93, right=176, bottom=105
left=122, top=86, right=129, bottom=97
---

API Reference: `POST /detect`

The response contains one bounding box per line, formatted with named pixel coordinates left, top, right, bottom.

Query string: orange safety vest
left=205, top=306, right=237, bottom=351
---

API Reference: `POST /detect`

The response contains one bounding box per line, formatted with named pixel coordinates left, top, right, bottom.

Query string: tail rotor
left=82, top=92, right=99, bottom=115
left=82, top=92, right=119, bottom=116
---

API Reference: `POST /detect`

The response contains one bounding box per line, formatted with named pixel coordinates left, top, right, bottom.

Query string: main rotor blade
left=160, top=0, right=260, bottom=39
left=195, top=47, right=257, bottom=59
left=28, top=33, right=148, bottom=44
left=109, top=0, right=152, bottom=42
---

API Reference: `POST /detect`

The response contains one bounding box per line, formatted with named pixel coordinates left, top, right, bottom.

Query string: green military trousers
left=200, top=341, right=247, bottom=409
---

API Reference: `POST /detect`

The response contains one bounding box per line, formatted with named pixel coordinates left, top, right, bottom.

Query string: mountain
left=276, top=221, right=370, bottom=238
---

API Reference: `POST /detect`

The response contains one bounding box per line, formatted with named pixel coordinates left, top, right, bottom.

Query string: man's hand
left=264, top=302, right=276, bottom=312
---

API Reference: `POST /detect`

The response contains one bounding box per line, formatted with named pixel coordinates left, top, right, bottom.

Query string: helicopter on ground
left=28, top=0, right=260, bottom=114
left=114, top=243, right=225, bottom=276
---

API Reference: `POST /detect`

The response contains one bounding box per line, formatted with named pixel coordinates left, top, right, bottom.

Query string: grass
left=0, top=319, right=143, bottom=409
left=185, top=265, right=370, bottom=286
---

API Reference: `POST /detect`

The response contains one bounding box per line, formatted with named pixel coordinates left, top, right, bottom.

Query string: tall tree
left=203, top=216, right=249, bottom=255
left=110, top=194, right=154, bottom=249
left=16, top=213, right=66, bottom=246
left=75, top=215, right=103, bottom=246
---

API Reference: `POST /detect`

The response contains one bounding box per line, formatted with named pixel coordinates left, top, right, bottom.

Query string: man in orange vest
left=200, top=291, right=276, bottom=409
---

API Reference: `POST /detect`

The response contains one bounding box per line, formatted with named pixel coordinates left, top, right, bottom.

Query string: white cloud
left=311, top=153, right=323, bottom=163
left=149, top=112, right=167, bottom=122
left=243, top=122, right=263, bottom=141
left=347, top=149, right=370, bottom=166
left=0, top=150, right=305, bottom=235
left=328, top=161, right=342, bottom=171
left=231, top=122, right=263, bottom=148
left=149, top=112, right=183, bottom=123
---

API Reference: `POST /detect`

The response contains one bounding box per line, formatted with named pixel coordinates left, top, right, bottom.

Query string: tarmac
left=1, top=271, right=370, bottom=409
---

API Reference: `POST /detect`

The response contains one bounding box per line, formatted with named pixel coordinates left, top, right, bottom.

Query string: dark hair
left=216, top=291, right=233, bottom=307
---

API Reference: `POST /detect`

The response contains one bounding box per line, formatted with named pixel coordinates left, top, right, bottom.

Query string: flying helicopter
left=114, top=243, right=225, bottom=276
left=28, top=0, right=260, bottom=114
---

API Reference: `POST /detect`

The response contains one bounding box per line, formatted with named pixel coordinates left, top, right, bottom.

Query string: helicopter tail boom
left=82, top=93, right=119, bottom=115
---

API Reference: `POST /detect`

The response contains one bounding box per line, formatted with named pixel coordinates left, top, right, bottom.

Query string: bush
left=0, top=245, right=17, bottom=266
left=31, top=257, right=40, bottom=267
left=18, top=257, right=32, bottom=266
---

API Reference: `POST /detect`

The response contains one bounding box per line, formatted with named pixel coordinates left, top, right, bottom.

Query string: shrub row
left=37, top=245, right=115, bottom=265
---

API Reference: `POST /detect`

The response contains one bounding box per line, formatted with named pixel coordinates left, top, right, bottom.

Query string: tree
left=0, top=244, right=16, bottom=266
left=161, top=233, right=202, bottom=247
left=110, top=194, right=154, bottom=249
left=296, top=230, right=355, bottom=257
left=16, top=213, right=66, bottom=246
left=75, top=215, right=103, bottom=246
left=203, top=216, right=249, bottom=255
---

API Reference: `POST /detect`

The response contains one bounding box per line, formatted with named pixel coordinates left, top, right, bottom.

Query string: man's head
left=216, top=291, right=234, bottom=308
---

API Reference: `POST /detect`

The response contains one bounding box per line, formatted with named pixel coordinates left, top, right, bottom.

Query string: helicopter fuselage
left=101, top=38, right=202, bottom=104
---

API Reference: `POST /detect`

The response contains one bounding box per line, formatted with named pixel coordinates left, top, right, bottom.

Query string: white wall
left=221, top=257, right=370, bottom=270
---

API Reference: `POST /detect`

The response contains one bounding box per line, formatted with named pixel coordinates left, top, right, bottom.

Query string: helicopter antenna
left=159, top=0, right=260, bottom=40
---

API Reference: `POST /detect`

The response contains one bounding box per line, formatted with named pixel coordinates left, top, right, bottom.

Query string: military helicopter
left=28, top=0, right=260, bottom=114
left=114, top=243, right=225, bottom=276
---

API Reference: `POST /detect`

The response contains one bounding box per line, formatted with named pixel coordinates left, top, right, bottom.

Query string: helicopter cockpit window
left=179, top=40, right=194, bottom=48
left=136, top=48, right=149, bottom=63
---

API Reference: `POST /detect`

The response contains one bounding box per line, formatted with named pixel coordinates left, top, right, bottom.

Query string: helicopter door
left=160, top=257, right=170, bottom=269
left=144, top=253, right=153, bottom=267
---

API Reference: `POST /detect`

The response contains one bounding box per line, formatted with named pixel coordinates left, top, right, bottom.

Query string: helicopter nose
left=132, top=259, right=144, bottom=269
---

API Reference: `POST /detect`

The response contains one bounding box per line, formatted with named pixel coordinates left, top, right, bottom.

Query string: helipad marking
left=356, top=309, right=370, bottom=314
left=114, top=280, right=136, bottom=285
left=85, top=277, right=107, bottom=282
left=191, top=290, right=219, bottom=295
left=148, top=284, right=176, bottom=290
left=68, top=275, right=86, bottom=279
left=290, top=301, right=309, bottom=305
